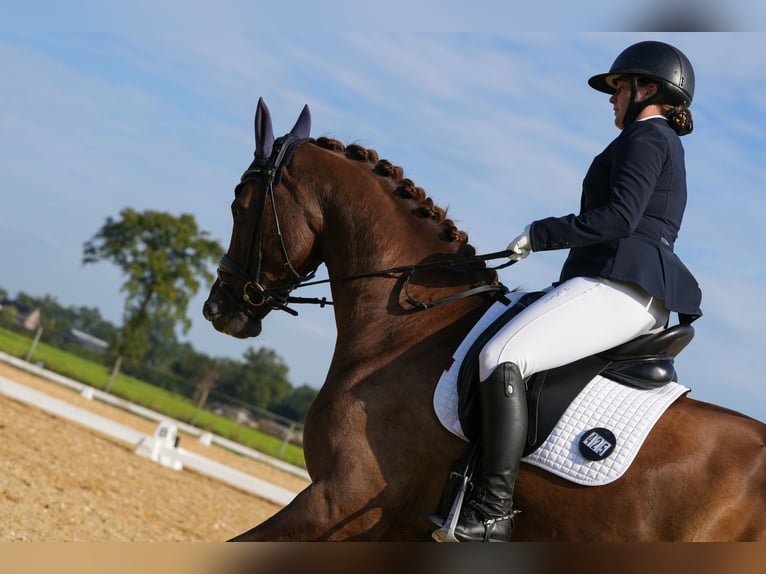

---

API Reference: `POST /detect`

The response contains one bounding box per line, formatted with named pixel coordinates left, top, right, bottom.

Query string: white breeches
left=478, top=276, right=670, bottom=381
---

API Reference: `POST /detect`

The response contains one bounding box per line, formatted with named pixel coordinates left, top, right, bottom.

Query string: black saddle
left=456, top=292, right=694, bottom=455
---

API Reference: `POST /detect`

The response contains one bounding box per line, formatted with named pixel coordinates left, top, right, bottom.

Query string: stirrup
left=430, top=443, right=481, bottom=542
left=430, top=482, right=472, bottom=542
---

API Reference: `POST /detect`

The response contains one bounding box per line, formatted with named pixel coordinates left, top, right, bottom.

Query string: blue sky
left=1, top=23, right=764, bottom=422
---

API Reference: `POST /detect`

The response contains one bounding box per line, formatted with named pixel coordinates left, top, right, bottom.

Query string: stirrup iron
left=432, top=443, right=480, bottom=542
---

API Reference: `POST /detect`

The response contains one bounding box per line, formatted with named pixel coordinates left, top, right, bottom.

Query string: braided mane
left=311, top=137, right=475, bottom=254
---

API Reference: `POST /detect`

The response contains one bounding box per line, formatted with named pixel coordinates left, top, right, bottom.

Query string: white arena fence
left=0, top=350, right=308, bottom=506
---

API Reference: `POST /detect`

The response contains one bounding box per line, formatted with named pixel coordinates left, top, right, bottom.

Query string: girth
left=455, top=295, right=695, bottom=455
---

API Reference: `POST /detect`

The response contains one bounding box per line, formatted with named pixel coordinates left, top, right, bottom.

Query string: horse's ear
left=255, top=97, right=275, bottom=160
left=289, top=104, right=311, bottom=139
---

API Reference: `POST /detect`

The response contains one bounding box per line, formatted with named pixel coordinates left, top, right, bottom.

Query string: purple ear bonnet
left=289, top=104, right=311, bottom=139
left=255, top=97, right=275, bottom=160
left=254, top=98, right=311, bottom=160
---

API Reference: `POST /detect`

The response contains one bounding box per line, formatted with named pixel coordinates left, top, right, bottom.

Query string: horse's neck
left=314, top=172, right=491, bottom=361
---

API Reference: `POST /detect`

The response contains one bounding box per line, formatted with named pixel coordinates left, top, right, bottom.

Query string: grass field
left=0, top=326, right=306, bottom=468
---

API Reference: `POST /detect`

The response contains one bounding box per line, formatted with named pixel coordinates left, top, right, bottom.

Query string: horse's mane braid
left=312, top=137, right=472, bottom=250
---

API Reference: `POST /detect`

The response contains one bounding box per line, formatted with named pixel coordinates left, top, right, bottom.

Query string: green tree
left=82, top=208, right=223, bottom=361
left=14, top=292, right=116, bottom=341
left=273, top=384, right=318, bottom=423
left=0, top=304, right=18, bottom=328
left=217, top=347, right=293, bottom=410
left=71, top=305, right=116, bottom=341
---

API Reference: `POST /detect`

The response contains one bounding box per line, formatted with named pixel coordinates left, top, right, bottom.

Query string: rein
left=291, top=250, right=516, bottom=311
left=218, top=133, right=516, bottom=316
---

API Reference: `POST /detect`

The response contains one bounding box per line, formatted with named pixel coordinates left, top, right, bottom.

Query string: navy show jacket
left=530, top=117, right=702, bottom=321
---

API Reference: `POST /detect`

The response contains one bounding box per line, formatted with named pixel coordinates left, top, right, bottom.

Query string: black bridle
left=217, top=133, right=318, bottom=317
left=217, top=134, right=515, bottom=318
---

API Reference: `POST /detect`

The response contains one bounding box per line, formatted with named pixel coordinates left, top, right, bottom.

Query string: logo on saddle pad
left=578, top=427, right=617, bottom=461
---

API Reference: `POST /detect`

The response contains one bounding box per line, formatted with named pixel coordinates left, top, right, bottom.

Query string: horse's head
left=203, top=98, right=321, bottom=338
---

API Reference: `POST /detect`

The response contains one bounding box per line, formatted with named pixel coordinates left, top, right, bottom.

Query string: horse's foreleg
left=229, top=480, right=385, bottom=541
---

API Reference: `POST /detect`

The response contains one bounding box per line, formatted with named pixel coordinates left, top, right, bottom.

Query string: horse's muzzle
left=203, top=297, right=263, bottom=338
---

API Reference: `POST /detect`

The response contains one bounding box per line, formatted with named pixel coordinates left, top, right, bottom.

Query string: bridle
left=217, top=133, right=515, bottom=318
left=217, top=133, right=318, bottom=317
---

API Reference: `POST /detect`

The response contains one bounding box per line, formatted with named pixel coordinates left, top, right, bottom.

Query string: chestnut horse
left=203, top=99, right=766, bottom=541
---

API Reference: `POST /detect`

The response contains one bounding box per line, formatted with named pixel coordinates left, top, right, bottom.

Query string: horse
left=203, top=99, right=766, bottom=541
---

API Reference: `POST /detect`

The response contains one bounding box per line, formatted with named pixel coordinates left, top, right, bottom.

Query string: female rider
left=448, top=40, right=702, bottom=542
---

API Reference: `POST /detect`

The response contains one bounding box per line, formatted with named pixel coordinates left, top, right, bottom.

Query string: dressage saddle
left=455, top=292, right=695, bottom=454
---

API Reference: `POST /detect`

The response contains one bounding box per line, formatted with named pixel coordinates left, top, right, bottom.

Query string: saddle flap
left=525, top=355, right=608, bottom=453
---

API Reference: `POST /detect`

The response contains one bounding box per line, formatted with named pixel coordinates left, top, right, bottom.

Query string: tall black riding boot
left=453, top=362, right=527, bottom=542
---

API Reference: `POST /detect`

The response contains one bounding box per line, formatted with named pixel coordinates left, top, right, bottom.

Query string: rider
left=450, top=40, right=702, bottom=542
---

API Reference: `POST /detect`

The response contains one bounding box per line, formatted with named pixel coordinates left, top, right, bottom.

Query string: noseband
left=218, top=133, right=318, bottom=317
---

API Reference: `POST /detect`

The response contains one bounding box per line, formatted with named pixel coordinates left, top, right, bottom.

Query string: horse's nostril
left=203, top=300, right=217, bottom=320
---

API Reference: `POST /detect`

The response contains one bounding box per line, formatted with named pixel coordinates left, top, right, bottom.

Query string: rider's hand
left=506, top=225, right=531, bottom=261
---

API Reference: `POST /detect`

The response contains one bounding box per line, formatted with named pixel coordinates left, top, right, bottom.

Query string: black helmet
left=589, top=41, right=695, bottom=106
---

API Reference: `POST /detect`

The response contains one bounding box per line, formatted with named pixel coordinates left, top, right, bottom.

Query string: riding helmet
left=588, top=40, right=695, bottom=106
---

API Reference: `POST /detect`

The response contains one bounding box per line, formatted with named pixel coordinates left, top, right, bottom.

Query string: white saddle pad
left=433, top=297, right=690, bottom=486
